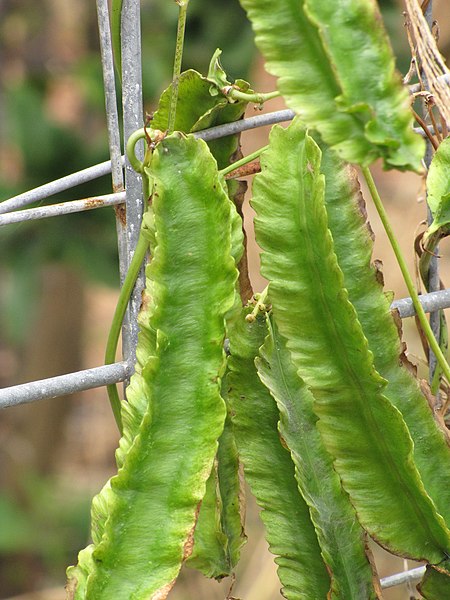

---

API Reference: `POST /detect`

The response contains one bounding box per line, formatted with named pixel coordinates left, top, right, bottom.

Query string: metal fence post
left=120, top=0, right=145, bottom=384
left=96, top=0, right=127, bottom=289
left=422, top=1, right=442, bottom=405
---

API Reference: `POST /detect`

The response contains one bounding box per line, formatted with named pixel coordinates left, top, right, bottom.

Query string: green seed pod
left=67, top=134, right=238, bottom=599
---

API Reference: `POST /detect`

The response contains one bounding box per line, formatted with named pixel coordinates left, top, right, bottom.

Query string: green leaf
left=239, top=0, right=424, bottom=170
left=417, top=560, right=450, bottom=600
left=152, top=69, right=221, bottom=133
left=427, top=197, right=450, bottom=238
left=227, top=306, right=331, bottom=600
left=193, top=101, right=249, bottom=170
left=319, top=139, right=450, bottom=526
left=425, top=137, right=450, bottom=237
left=252, top=119, right=450, bottom=563
left=257, top=317, right=381, bottom=599
left=151, top=68, right=248, bottom=169
left=206, top=48, right=232, bottom=95
left=303, top=0, right=424, bottom=171
left=67, top=134, right=237, bottom=599
left=427, top=138, right=450, bottom=216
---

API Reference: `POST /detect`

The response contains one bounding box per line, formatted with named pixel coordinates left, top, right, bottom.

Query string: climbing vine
left=67, top=1, right=450, bottom=599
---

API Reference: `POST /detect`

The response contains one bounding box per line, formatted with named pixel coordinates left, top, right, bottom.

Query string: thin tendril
left=168, top=1, right=189, bottom=134
left=362, top=166, right=450, bottom=385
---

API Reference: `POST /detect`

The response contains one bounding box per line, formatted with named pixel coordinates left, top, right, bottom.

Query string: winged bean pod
left=251, top=119, right=450, bottom=562
left=227, top=307, right=331, bottom=600
left=239, top=0, right=423, bottom=170
left=257, top=316, right=381, bottom=599
left=417, top=559, right=450, bottom=599
left=303, top=0, right=423, bottom=170
left=186, top=461, right=230, bottom=579
left=319, top=139, right=450, bottom=524
left=67, top=134, right=237, bottom=599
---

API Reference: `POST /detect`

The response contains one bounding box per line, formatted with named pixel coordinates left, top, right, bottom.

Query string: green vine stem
left=420, top=231, right=442, bottom=288
left=126, top=128, right=146, bottom=173
left=168, top=0, right=190, bottom=134
left=418, top=231, right=448, bottom=395
left=362, top=166, right=450, bottom=387
left=126, top=126, right=165, bottom=199
left=224, top=88, right=280, bottom=105
left=104, top=128, right=158, bottom=433
left=105, top=230, right=150, bottom=434
left=220, top=145, right=269, bottom=177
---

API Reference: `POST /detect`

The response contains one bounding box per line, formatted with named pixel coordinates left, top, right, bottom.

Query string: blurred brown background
left=0, top=1, right=449, bottom=599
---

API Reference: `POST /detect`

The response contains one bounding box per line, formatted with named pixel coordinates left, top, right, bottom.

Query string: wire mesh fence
left=0, top=0, right=448, bottom=594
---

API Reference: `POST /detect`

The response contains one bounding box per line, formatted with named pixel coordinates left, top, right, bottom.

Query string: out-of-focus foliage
left=0, top=0, right=255, bottom=345
left=0, top=475, right=90, bottom=592
left=0, top=84, right=118, bottom=281
left=140, top=0, right=255, bottom=102
left=0, top=0, right=254, bottom=257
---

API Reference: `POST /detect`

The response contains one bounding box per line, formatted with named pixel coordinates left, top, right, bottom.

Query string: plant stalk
left=105, top=230, right=150, bottom=433
left=220, top=145, right=268, bottom=177
left=126, top=128, right=146, bottom=173
left=226, top=88, right=280, bottom=104
left=362, top=166, right=450, bottom=387
left=168, top=0, right=189, bottom=134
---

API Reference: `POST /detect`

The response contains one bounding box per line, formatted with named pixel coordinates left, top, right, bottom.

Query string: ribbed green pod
left=239, top=0, right=423, bottom=170
left=67, top=134, right=237, bottom=599
left=303, top=0, right=423, bottom=170
left=417, top=560, right=450, bottom=599
left=186, top=411, right=246, bottom=579
left=257, top=316, right=381, bottom=599
left=227, top=306, right=331, bottom=600
left=151, top=64, right=248, bottom=580
left=216, top=408, right=247, bottom=568
left=319, top=140, right=450, bottom=525
left=186, top=461, right=229, bottom=579
left=251, top=119, right=450, bottom=563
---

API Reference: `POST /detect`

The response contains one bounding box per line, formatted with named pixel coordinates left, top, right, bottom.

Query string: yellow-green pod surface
left=257, top=316, right=381, bottom=599
left=227, top=306, right=331, bottom=600
left=251, top=119, right=450, bottom=563
left=67, top=134, right=237, bottom=599
left=239, top=0, right=423, bottom=170
left=318, top=140, right=450, bottom=525
left=417, top=559, right=450, bottom=599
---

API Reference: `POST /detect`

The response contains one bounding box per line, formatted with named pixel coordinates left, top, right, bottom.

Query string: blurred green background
left=0, top=1, right=449, bottom=599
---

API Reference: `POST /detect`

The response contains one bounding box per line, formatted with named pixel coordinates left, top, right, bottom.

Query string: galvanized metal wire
left=96, top=0, right=128, bottom=300
left=0, top=362, right=131, bottom=409
left=119, top=0, right=146, bottom=376
left=0, top=192, right=125, bottom=226
left=1, top=286, right=449, bottom=408
left=0, top=158, right=121, bottom=215
left=380, top=565, right=426, bottom=589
